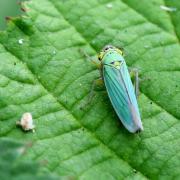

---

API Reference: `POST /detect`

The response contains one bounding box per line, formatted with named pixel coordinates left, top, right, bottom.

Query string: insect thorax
left=102, top=50, right=124, bottom=69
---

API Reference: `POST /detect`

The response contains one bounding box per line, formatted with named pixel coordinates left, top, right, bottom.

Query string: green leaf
left=0, top=0, right=180, bottom=179
left=0, top=138, right=60, bottom=180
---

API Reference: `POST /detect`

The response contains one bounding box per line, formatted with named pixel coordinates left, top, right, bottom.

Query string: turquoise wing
left=103, top=61, right=143, bottom=133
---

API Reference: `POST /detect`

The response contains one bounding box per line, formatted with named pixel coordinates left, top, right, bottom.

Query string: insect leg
left=79, top=48, right=101, bottom=69
left=129, top=68, right=139, bottom=98
left=80, top=78, right=104, bottom=110
left=87, top=77, right=104, bottom=104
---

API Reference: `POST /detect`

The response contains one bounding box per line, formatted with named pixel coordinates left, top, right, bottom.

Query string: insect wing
left=103, top=61, right=143, bottom=133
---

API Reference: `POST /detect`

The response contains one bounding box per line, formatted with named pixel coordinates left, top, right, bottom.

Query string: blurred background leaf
left=0, top=0, right=24, bottom=30
left=0, top=138, right=61, bottom=180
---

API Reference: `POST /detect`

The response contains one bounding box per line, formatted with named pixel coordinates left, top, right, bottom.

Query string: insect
left=97, top=45, right=143, bottom=133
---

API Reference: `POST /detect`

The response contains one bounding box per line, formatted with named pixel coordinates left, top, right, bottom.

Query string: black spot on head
left=103, top=45, right=114, bottom=51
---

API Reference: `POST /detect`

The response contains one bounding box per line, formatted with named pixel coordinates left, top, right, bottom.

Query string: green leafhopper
left=98, top=45, right=143, bottom=133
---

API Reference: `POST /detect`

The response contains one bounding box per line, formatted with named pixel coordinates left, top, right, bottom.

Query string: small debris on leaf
left=106, top=3, right=113, bottom=9
left=18, top=39, right=24, bottom=45
left=160, top=5, right=177, bottom=12
left=52, top=50, right=56, bottom=55
left=144, top=45, right=150, bottom=49
left=16, top=112, right=35, bottom=132
left=21, top=7, right=27, bottom=12
left=17, top=147, right=26, bottom=155
left=5, top=16, right=12, bottom=21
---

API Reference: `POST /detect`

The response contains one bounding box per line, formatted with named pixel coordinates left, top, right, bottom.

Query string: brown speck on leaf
left=5, top=16, right=12, bottom=21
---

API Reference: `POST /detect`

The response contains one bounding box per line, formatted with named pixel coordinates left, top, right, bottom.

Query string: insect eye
left=110, top=62, right=114, bottom=64
left=98, top=52, right=104, bottom=61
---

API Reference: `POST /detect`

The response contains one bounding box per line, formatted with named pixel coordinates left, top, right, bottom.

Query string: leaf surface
left=0, top=0, right=180, bottom=179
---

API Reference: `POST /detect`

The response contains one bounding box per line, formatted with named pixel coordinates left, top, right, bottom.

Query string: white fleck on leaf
left=144, top=45, right=150, bottom=49
left=18, top=39, right=24, bottom=44
left=160, top=5, right=177, bottom=12
left=52, top=50, right=56, bottom=55
left=106, top=3, right=113, bottom=9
